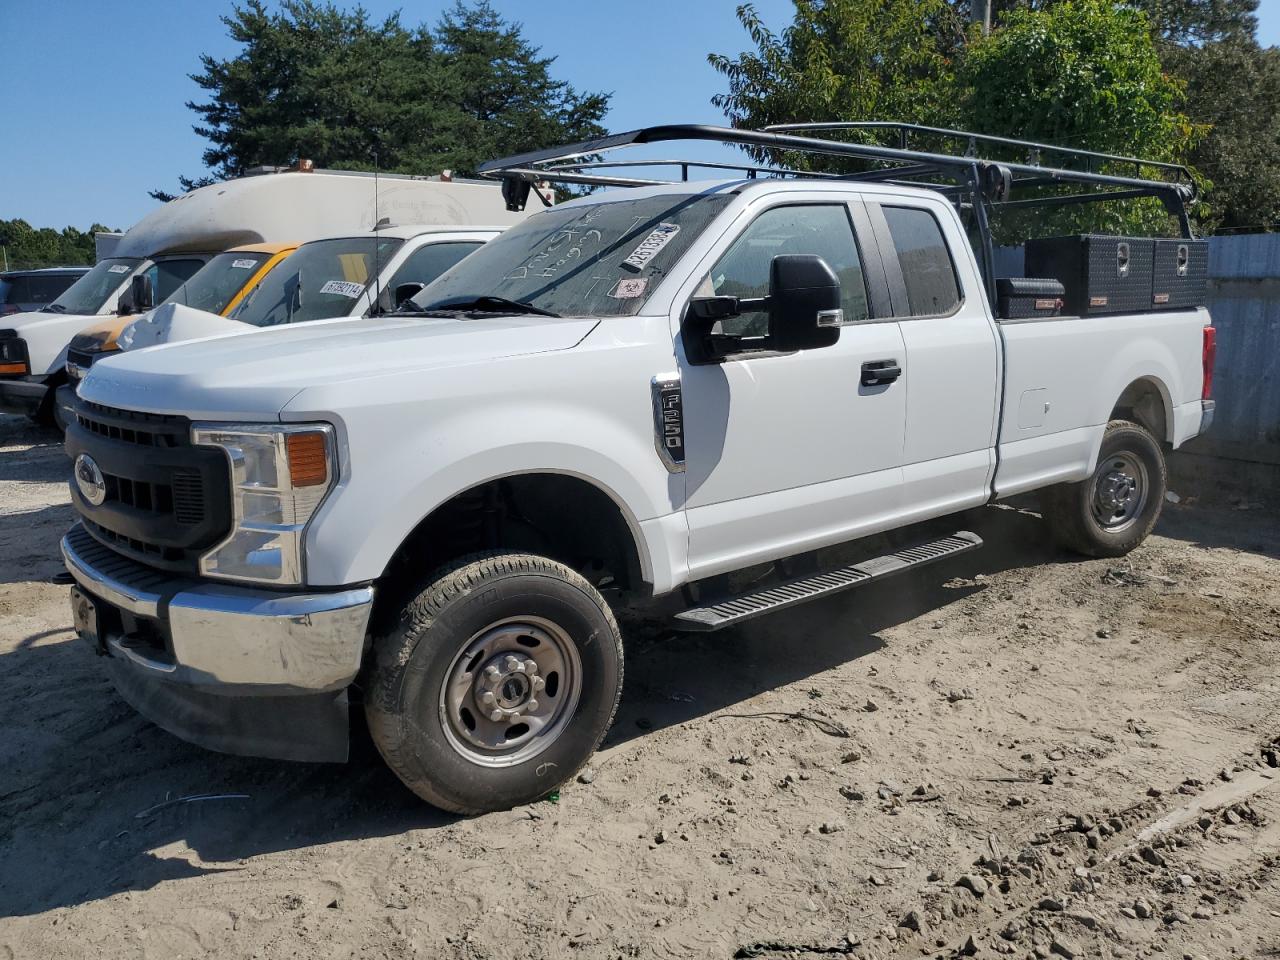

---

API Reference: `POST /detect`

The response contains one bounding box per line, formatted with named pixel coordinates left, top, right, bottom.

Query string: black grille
left=76, top=400, right=186, bottom=448
left=65, top=397, right=232, bottom=574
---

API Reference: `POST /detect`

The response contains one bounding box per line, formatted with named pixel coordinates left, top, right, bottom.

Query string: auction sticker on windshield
left=622, top=224, right=680, bottom=272
left=108, top=265, right=131, bottom=274
left=232, top=259, right=258, bottom=269
left=320, top=280, right=365, bottom=299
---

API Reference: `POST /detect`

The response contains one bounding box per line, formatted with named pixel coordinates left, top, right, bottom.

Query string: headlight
left=0, top=333, right=29, bottom=376
left=192, top=423, right=336, bottom=586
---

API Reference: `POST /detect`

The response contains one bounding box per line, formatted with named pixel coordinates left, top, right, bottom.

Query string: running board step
left=673, top=531, right=983, bottom=632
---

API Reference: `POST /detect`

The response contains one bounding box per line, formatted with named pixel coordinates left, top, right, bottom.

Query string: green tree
left=953, top=0, right=1258, bottom=44
left=708, top=0, right=964, bottom=171
left=154, top=0, right=608, bottom=200
left=1166, top=38, right=1280, bottom=231
left=0, top=220, right=114, bottom=271
left=958, top=1, right=1200, bottom=236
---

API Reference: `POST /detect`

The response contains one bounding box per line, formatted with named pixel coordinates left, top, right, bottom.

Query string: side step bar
left=673, top=531, right=983, bottom=632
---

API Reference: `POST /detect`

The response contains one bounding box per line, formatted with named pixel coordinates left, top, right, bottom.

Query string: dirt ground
left=2, top=412, right=1279, bottom=960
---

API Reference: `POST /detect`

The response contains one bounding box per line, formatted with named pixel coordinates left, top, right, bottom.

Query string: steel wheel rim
left=438, top=616, right=582, bottom=768
left=1091, top=451, right=1149, bottom=532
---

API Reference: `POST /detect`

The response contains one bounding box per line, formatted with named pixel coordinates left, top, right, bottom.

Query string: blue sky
left=1, top=0, right=1277, bottom=231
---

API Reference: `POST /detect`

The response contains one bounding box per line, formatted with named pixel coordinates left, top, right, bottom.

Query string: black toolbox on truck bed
left=1151, top=238, right=1209, bottom=309
left=995, top=278, right=1066, bottom=319
left=1024, top=235, right=1155, bottom=316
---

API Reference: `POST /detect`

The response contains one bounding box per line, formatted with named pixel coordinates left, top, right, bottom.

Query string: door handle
left=861, top=359, right=902, bottom=386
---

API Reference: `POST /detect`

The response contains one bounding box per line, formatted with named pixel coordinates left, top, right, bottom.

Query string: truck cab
left=60, top=124, right=1215, bottom=816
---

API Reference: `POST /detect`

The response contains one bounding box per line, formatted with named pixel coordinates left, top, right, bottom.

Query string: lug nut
left=526, top=699, right=539, bottom=712
left=489, top=709, right=504, bottom=722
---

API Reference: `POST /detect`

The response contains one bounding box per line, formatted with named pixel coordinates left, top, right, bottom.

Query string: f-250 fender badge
left=651, top=374, right=686, bottom=473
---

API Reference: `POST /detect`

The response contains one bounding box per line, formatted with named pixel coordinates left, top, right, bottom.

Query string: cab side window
left=389, top=242, right=482, bottom=292
left=703, top=204, right=870, bottom=338
left=145, top=259, right=206, bottom=304
left=881, top=206, right=961, bottom=317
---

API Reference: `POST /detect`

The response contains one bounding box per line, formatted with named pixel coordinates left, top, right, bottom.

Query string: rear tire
left=1039, top=419, right=1166, bottom=558
left=364, top=551, right=623, bottom=814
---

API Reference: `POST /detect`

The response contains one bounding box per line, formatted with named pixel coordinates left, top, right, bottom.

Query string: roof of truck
left=226, top=241, right=298, bottom=255
left=1, top=266, right=91, bottom=278
left=300, top=224, right=510, bottom=242
left=113, top=171, right=536, bottom=260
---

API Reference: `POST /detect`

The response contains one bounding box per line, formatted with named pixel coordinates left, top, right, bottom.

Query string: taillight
left=1202, top=326, right=1216, bottom=401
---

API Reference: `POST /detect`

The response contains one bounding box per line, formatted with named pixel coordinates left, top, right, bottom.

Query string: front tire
left=364, top=552, right=623, bottom=814
left=1039, top=419, right=1167, bottom=558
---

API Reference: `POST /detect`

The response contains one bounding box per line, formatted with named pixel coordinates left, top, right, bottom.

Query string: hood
left=77, top=313, right=601, bottom=419
left=117, top=302, right=245, bottom=352
left=68, top=314, right=139, bottom=354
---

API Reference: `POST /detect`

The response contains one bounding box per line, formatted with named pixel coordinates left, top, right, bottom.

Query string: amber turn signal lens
left=0, top=362, right=27, bottom=376
left=285, top=432, right=329, bottom=487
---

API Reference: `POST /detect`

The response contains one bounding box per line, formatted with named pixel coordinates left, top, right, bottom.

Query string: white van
left=118, top=223, right=505, bottom=348
left=0, top=168, right=540, bottom=422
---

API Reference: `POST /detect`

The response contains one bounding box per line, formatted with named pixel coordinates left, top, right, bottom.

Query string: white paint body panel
left=79, top=178, right=1211, bottom=597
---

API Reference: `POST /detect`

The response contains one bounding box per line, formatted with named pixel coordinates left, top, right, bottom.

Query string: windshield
left=414, top=193, right=734, bottom=317
left=45, top=257, right=142, bottom=315
left=229, top=237, right=404, bottom=327
left=168, top=251, right=272, bottom=315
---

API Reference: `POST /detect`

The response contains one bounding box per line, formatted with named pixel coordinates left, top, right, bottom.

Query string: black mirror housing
left=394, top=281, right=425, bottom=308
left=768, top=254, right=842, bottom=352
left=130, top=274, right=155, bottom=313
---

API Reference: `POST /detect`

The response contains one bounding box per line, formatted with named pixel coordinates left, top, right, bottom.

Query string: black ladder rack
left=478, top=121, right=1197, bottom=306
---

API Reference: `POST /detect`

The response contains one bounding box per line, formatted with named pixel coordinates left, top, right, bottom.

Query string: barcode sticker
left=231, top=258, right=257, bottom=269
left=621, top=223, right=680, bottom=272
left=319, top=280, right=365, bottom=299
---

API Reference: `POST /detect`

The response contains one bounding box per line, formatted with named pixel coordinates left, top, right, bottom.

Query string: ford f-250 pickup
left=60, top=124, right=1216, bottom=814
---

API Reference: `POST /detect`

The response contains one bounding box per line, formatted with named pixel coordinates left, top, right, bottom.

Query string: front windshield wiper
left=421, top=295, right=560, bottom=318
left=40, top=303, right=68, bottom=313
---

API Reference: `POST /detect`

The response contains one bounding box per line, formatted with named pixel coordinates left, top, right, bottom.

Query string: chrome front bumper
left=61, top=523, right=374, bottom=761
left=62, top=523, right=373, bottom=693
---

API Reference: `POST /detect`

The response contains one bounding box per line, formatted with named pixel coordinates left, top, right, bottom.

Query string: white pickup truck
left=60, top=125, right=1216, bottom=814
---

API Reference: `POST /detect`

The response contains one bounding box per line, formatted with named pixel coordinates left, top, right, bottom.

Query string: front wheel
left=1039, top=419, right=1167, bottom=558
left=364, top=552, right=623, bottom=814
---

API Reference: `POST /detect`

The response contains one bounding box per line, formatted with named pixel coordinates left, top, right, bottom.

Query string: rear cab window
left=880, top=205, right=962, bottom=317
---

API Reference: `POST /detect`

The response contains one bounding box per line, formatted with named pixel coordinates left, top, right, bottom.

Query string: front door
left=675, top=198, right=908, bottom=581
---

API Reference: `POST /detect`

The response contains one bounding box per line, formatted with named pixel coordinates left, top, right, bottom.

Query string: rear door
left=674, top=193, right=909, bottom=581
left=863, top=195, right=1000, bottom=521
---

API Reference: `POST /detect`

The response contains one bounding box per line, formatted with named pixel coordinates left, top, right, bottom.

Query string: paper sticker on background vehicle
left=232, top=259, right=258, bottom=269
left=319, top=280, right=365, bottom=299
left=622, top=224, right=680, bottom=272
left=108, top=264, right=131, bottom=274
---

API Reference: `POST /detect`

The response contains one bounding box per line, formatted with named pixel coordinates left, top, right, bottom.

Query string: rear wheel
left=1039, top=419, right=1167, bottom=558
left=364, top=552, right=623, bottom=814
